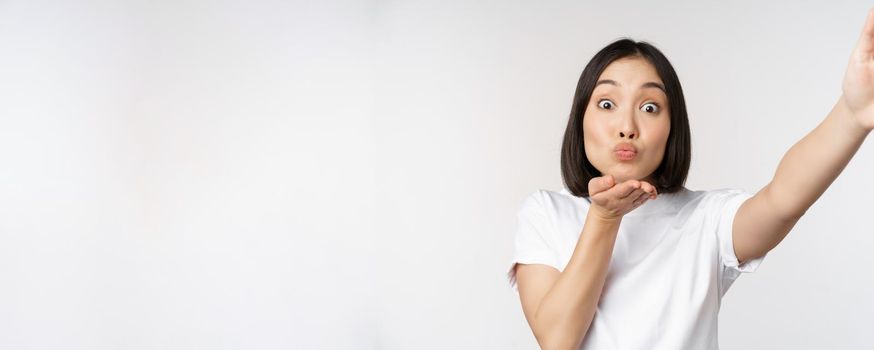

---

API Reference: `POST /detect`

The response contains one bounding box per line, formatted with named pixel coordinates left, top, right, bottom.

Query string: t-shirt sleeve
left=506, top=190, right=561, bottom=295
left=711, top=188, right=766, bottom=297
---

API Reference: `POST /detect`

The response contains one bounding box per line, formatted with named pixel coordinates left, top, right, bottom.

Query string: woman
left=506, top=9, right=874, bottom=350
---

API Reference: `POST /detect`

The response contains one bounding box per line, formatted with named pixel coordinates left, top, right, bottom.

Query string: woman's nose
left=618, top=108, right=638, bottom=139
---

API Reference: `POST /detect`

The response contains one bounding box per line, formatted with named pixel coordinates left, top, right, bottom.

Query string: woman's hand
left=842, top=8, right=874, bottom=131
left=587, top=175, right=658, bottom=222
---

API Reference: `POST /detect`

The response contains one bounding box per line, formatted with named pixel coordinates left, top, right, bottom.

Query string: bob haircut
left=560, top=38, right=691, bottom=198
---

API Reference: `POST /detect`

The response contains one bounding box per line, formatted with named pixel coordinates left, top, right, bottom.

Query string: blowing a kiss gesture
left=589, top=9, right=874, bottom=265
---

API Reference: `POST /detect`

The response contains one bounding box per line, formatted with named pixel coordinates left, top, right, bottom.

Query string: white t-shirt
left=506, top=186, right=766, bottom=350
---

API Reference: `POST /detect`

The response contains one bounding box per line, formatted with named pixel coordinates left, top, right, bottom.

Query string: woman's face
left=583, top=56, right=671, bottom=185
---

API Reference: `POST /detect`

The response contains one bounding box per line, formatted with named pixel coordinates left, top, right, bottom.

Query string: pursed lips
left=614, top=142, right=637, bottom=161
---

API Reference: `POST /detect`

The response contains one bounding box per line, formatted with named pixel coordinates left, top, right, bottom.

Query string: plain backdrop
left=0, top=0, right=872, bottom=349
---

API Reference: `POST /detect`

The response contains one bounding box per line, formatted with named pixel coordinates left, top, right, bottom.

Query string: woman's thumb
left=601, top=175, right=615, bottom=189
left=589, top=175, right=615, bottom=194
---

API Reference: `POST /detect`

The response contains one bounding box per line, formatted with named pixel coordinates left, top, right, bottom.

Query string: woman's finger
left=623, top=188, right=645, bottom=203
left=641, top=181, right=658, bottom=199
left=588, top=175, right=615, bottom=195
left=853, top=8, right=874, bottom=58
left=631, top=190, right=650, bottom=206
left=616, top=180, right=642, bottom=199
left=638, top=181, right=652, bottom=193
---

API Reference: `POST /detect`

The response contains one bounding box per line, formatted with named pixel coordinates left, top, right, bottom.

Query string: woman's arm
left=518, top=213, right=620, bottom=350
left=732, top=9, right=874, bottom=264
left=515, top=177, right=656, bottom=350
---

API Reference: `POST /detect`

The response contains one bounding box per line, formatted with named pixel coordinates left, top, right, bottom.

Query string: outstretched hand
left=587, top=175, right=658, bottom=222
left=842, top=8, right=874, bottom=131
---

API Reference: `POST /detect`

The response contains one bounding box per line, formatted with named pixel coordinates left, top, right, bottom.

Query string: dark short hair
left=560, top=38, right=691, bottom=197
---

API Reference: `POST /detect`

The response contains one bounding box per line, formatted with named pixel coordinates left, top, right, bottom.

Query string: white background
left=0, top=0, right=872, bottom=349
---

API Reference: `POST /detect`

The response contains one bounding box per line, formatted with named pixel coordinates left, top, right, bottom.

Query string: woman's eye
left=598, top=99, right=614, bottom=110
left=641, top=102, right=660, bottom=113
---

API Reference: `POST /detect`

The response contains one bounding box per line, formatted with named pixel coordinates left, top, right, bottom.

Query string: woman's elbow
left=534, top=328, right=584, bottom=350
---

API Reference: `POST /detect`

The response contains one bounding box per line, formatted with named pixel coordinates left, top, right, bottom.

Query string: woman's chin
left=603, top=172, right=645, bottom=184
left=595, top=164, right=651, bottom=183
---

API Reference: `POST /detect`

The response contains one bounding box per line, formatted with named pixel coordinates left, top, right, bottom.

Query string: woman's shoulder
left=675, top=187, right=751, bottom=198
left=517, top=187, right=589, bottom=216
left=687, top=187, right=754, bottom=202
left=518, top=187, right=578, bottom=202
left=680, top=187, right=755, bottom=215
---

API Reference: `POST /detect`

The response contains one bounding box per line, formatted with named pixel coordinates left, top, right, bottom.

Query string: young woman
left=506, top=10, right=874, bottom=350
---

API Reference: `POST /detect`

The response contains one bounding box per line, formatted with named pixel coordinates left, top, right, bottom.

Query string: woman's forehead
left=597, top=57, right=663, bottom=86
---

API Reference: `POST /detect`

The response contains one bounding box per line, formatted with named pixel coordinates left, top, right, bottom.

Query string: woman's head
left=561, top=38, right=691, bottom=197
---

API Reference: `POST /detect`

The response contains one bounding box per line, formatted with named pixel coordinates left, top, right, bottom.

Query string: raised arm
left=732, top=9, right=874, bottom=264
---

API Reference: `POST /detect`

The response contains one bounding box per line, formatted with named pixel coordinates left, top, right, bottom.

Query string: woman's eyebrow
left=595, top=79, right=666, bottom=93
left=641, top=81, right=666, bottom=93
